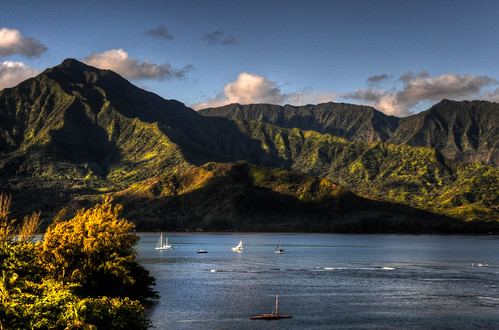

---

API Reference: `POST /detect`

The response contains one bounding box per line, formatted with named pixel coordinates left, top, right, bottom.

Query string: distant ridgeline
left=0, top=59, right=497, bottom=232
left=199, top=100, right=499, bottom=166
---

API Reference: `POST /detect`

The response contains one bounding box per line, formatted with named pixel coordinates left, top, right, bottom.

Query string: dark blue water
left=136, top=234, right=499, bottom=329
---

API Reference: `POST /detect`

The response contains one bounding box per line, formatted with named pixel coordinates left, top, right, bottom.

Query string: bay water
left=136, top=234, right=499, bottom=329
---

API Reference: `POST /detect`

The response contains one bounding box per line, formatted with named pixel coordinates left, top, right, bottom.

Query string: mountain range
left=0, top=59, right=497, bottom=232
left=199, top=100, right=499, bottom=166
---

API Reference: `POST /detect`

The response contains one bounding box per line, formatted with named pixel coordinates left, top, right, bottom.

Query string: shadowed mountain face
left=112, top=161, right=465, bottom=233
left=200, top=100, right=499, bottom=166
left=200, top=103, right=400, bottom=143
left=0, top=59, right=193, bottom=181
left=0, top=59, right=497, bottom=229
left=388, top=99, right=499, bottom=165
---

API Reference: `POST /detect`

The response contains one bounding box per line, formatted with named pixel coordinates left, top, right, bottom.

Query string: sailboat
left=155, top=233, right=172, bottom=250
left=250, top=294, right=292, bottom=320
left=274, top=240, right=286, bottom=254
left=231, top=240, right=243, bottom=252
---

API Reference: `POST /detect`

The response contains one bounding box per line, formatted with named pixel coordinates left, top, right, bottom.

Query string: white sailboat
left=155, top=233, right=172, bottom=250
left=232, top=240, right=243, bottom=252
left=274, top=240, right=286, bottom=254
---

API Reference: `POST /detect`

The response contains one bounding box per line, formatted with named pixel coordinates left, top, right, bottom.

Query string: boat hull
left=250, top=315, right=292, bottom=320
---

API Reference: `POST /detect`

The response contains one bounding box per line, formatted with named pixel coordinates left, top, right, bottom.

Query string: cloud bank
left=0, top=28, right=47, bottom=59
left=192, top=73, right=336, bottom=110
left=144, top=25, right=174, bottom=40
left=0, top=61, right=40, bottom=90
left=202, top=30, right=238, bottom=46
left=193, top=70, right=498, bottom=114
left=344, top=72, right=498, bottom=116
left=82, top=49, right=193, bottom=80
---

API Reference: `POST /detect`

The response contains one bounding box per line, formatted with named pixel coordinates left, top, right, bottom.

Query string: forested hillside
left=0, top=59, right=497, bottom=231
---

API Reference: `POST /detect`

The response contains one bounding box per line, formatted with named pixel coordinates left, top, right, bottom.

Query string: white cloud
left=344, top=72, right=497, bottom=116
left=82, top=49, right=192, bottom=80
left=0, top=28, right=47, bottom=59
left=193, top=73, right=284, bottom=109
left=0, top=61, right=40, bottom=90
left=223, top=73, right=284, bottom=104
left=192, top=73, right=338, bottom=110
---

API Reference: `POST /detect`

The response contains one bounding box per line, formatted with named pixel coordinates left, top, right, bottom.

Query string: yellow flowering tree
left=0, top=195, right=154, bottom=329
left=40, top=197, right=156, bottom=301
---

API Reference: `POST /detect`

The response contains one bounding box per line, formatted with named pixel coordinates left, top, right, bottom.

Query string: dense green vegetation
left=200, top=99, right=499, bottom=166
left=0, top=194, right=156, bottom=329
left=199, top=102, right=400, bottom=142
left=389, top=100, right=499, bottom=165
left=107, top=162, right=492, bottom=233
left=0, top=59, right=497, bottom=232
left=231, top=121, right=499, bottom=222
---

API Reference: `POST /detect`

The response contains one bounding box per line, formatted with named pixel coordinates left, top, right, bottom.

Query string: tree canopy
left=0, top=194, right=156, bottom=329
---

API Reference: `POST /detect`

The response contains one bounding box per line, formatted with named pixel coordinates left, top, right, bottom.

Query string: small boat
left=232, top=241, right=243, bottom=252
left=250, top=294, right=292, bottom=320
left=197, top=249, right=208, bottom=253
left=155, top=233, right=172, bottom=250
left=274, top=240, right=286, bottom=254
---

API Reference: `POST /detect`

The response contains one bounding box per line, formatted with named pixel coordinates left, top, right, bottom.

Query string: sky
left=1, top=0, right=499, bottom=117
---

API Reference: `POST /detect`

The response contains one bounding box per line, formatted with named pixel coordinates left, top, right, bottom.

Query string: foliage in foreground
left=0, top=194, right=155, bottom=329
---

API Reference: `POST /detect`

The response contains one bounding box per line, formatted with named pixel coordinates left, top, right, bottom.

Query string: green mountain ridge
left=0, top=59, right=192, bottom=181
left=199, top=100, right=499, bottom=166
left=199, top=102, right=400, bottom=142
left=0, top=59, right=497, bottom=230
left=389, top=99, right=499, bottom=165
left=229, top=120, right=498, bottom=221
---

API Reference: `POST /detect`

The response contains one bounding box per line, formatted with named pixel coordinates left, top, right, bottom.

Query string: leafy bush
left=0, top=195, right=155, bottom=329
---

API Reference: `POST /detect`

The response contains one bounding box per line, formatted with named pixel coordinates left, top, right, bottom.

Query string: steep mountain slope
left=231, top=120, right=499, bottom=221
left=0, top=59, right=194, bottom=185
left=0, top=59, right=497, bottom=229
left=389, top=99, right=499, bottom=165
left=200, top=102, right=399, bottom=142
left=199, top=100, right=499, bottom=166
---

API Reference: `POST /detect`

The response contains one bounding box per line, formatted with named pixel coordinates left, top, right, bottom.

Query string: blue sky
left=1, top=0, right=498, bottom=116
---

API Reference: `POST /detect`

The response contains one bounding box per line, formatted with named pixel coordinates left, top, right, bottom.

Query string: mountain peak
left=60, top=58, right=83, bottom=66
left=38, top=58, right=132, bottom=92
left=52, top=58, right=98, bottom=73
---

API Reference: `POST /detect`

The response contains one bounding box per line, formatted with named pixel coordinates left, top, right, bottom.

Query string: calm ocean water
left=136, top=234, right=499, bottom=329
